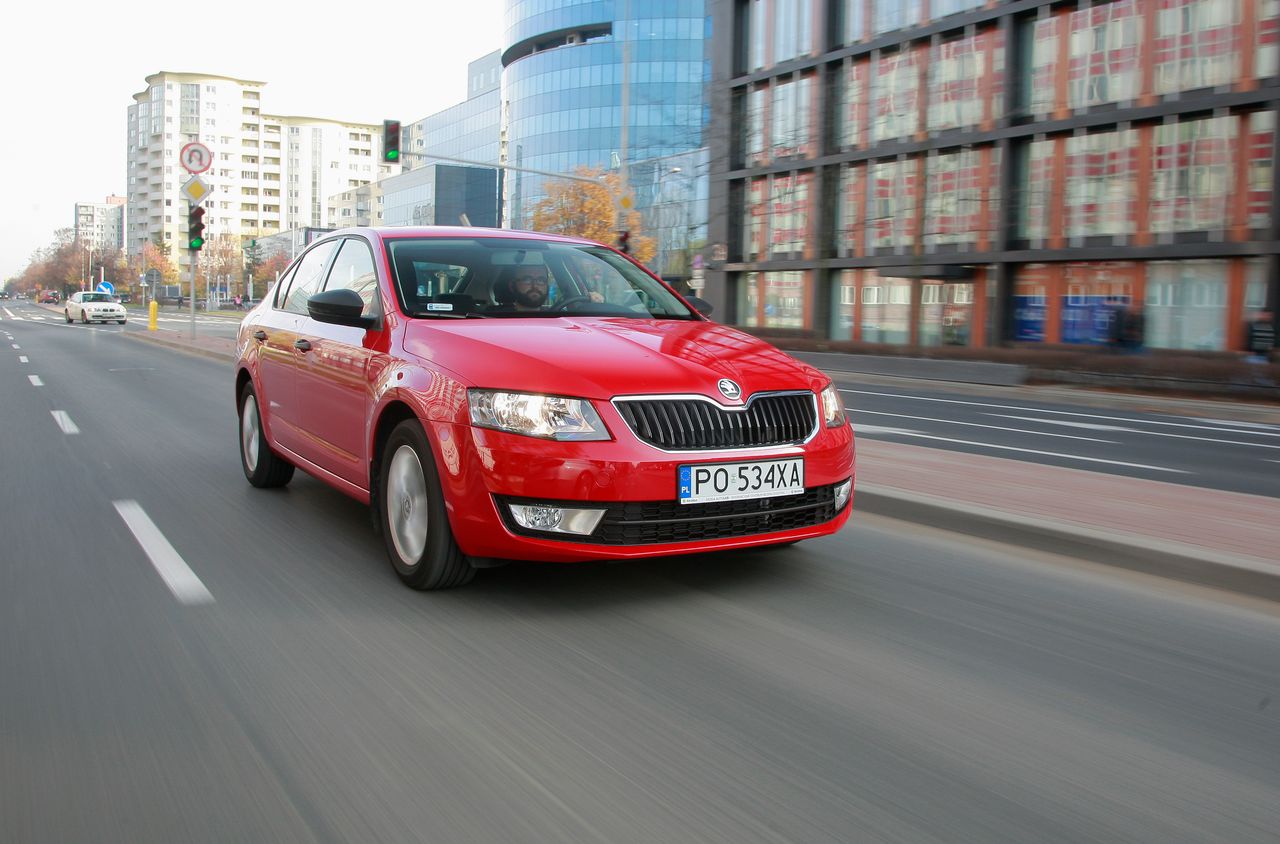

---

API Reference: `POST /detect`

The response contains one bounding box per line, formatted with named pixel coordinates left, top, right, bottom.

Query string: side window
left=282, top=240, right=337, bottom=315
left=324, top=239, right=381, bottom=318
left=272, top=264, right=298, bottom=309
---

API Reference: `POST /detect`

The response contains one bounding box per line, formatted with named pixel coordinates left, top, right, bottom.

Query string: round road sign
left=180, top=142, right=212, bottom=174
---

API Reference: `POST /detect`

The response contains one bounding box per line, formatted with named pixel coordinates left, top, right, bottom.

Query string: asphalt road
left=2, top=314, right=1278, bottom=842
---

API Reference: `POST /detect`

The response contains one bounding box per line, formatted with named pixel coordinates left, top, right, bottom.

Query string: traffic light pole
left=189, top=236, right=197, bottom=338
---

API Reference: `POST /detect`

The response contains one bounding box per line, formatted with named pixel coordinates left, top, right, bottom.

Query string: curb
left=856, top=484, right=1280, bottom=601
left=121, top=328, right=236, bottom=364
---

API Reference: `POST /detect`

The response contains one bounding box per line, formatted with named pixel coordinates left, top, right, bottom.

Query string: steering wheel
left=552, top=295, right=595, bottom=311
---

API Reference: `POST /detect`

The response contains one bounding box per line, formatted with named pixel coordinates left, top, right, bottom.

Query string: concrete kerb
left=856, top=484, right=1280, bottom=602
left=122, top=328, right=237, bottom=364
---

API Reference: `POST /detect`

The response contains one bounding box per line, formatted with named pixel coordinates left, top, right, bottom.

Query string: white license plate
left=678, top=458, right=804, bottom=505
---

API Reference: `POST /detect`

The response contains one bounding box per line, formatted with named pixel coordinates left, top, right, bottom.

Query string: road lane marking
left=18, top=356, right=28, bottom=363
left=11, top=343, right=19, bottom=349
left=51, top=411, right=80, bottom=435
left=988, top=415, right=1132, bottom=432
left=1200, top=419, right=1280, bottom=431
left=852, top=427, right=1189, bottom=473
left=28, top=375, right=42, bottom=386
left=987, top=413, right=1280, bottom=449
left=852, top=408, right=1117, bottom=443
left=112, top=500, right=214, bottom=606
left=839, top=388, right=1280, bottom=437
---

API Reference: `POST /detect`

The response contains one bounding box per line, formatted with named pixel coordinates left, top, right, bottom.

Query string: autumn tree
left=197, top=234, right=243, bottom=299
left=530, top=167, right=657, bottom=265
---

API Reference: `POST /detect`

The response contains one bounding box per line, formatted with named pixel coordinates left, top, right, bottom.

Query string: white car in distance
left=65, top=292, right=127, bottom=325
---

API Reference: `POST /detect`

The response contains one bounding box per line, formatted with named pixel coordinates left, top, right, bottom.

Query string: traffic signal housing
left=383, top=120, right=401, bottom=162
left=616, top=230, right=630, bottom=254
left=187, top=205, right=206, bottom=251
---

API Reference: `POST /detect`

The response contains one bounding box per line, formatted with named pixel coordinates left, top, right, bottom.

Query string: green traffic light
left=386, top=150, right=399, bottom=161
left=189, top=237, right=205, bottom=250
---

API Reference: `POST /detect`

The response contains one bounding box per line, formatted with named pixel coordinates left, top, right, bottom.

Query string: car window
left=281, top=240, right=337, bottom=315
left=83, top=293, right=111, bottom=303
left=323, top=239, right=381, bottom=318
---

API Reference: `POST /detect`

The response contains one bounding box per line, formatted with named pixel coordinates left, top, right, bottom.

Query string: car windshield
left=384, top=237, right=695, bottom=320
left=83, top=293, right=112, bottom=303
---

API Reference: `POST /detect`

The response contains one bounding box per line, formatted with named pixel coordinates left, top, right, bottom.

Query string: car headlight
left=820, top=384, right=846, bottom=428
left=468, top=389, right=610, bottom=441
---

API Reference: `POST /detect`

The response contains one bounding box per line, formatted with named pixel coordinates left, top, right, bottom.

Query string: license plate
left=678, top=458, right=804, bottom=505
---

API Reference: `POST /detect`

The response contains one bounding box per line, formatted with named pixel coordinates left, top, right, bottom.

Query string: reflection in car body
left=234, top=227, right=854, bottom=589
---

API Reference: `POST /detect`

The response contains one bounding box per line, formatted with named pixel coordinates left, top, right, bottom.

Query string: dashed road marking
left=28, top=375, right=43, bottom=386
left=112, top=500, right=214, bottom=606
left=18, top=356, right=28, bottom=363
left=51, top=411, right=80, bottom=435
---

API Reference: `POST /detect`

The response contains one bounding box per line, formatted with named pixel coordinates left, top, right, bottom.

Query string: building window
left=1067, top=0, right=1142, bottom=109
left=763, top=271, right=806, bottom=327
left=1259, top=0, right=1279, bottom=77
left=744, top=86, right=767, bottom=166
left=1018, top=139, right=1056, bottom=241
left=838, top=60, right=868, bottom=150
left=831, top=270, right=857, bottom=341
left=1247, top=111, right=1275, bottom=230
left=924, top=147, right=991, bottom=249
left=1065, top=129, right=1138, bottom=238
left=1061, top=262, right=1137, bottom=344
left=1145, top=260, right=1228, bottom=350
left=1153, top=0, right=1239, bottom=94
left=746, top=0, right=767, bottom=72
left=1014, top=265, right=1050, bottom=341
left=836, top=164, right=865, bottom=258
left=769, top=173, right=811, bottom=259
left=744, top=178, right=768, bottom=261
left=1151, top=115, right=1236, bottom=234
left=871, top=48, right=920, bottom=143
left=928, top=33, right=984, bottom=132
left=771, top=76, right=814, bottom=160
left=842, top=0, right=865, bottom=45
left=1244, top=258, right=1269, bottom=314
left=930, top=0, right=983, bottom=21
left=861, top=272, right=911, bottom=343
left=867, top=159, right=918, bottom=250
left=739, top=272, right=760, bottom=326
left=773, top=0, right=813, bottom=63
left=873, top=0, right=921, bottom=35
left=1020, top=15, right=1061, bottom=119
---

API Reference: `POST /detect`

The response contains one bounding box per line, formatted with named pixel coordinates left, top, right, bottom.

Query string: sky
left=1, top=0, right=507, bottom=279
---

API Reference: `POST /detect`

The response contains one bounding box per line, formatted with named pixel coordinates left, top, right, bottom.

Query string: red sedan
left=235, top=227, right=854, bottom=589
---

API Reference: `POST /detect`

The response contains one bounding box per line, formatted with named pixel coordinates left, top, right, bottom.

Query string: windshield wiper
left=406, top=311, right=487, bottom=319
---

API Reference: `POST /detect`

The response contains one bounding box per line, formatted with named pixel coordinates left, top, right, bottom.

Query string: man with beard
left=496, top=265, right=552, bottom=311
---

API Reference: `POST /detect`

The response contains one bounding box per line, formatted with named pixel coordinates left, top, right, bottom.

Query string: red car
left=234, top=227, right=854, bottom=589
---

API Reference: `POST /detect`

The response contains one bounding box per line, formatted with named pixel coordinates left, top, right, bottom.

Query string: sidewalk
left=121, top=325, right=1280, bottom=600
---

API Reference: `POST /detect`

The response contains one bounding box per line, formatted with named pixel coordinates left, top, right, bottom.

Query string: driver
left=506, top=266, right=550, bottom=311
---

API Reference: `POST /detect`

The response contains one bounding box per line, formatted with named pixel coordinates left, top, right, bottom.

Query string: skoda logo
left=717, top=379, right=742, bottom=401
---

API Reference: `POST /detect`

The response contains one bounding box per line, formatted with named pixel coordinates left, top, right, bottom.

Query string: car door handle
left=294, top=339, right=312, bottom=352
left=253, top=330, right=267, bottom=342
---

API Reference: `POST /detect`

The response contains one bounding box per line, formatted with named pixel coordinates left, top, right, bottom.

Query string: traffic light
left=187, top=205, right=206, bottom=251
left=383, top=120, right=401, bottom=162
left=616, top=230, right=630, bottom=254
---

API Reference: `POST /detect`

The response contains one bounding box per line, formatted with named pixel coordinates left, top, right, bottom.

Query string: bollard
left=148, top=300, right=158, bottom=331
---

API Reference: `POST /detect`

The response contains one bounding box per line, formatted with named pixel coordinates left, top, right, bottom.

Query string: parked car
left=65, top=291, right=127, bottom=324
left=40, top=291, right=59, bottom=304
left=234, top=227, right=855, bottom=590
left=0, top=290, right=8, bottom=300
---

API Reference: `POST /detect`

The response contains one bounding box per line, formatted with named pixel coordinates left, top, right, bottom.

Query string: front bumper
left=431, top=419, right=855, bottom=563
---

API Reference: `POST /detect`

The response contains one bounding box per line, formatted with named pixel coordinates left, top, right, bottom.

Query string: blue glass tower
left=501, top=0, right=709, bottom=280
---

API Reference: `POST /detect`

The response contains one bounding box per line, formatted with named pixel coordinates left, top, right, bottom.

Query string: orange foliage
left=530, top=167, right=657, bottom=265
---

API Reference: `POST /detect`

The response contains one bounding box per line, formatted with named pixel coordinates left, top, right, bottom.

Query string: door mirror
left=686, top=296, right=714, bottom=317
left=307, top=288, right=378, bottom=329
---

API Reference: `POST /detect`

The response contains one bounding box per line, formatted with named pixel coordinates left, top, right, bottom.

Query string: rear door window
left=281, top=240, right=338, bottom=315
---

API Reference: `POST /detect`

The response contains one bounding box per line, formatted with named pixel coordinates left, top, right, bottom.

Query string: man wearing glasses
left=498, top=265, right=552, bottom=311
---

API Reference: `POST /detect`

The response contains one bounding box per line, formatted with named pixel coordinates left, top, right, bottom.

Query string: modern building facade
left=126, top=72, right=399, bottom=271
left=381, top=164, right=502, bottom=228
left=500, top=0, right=711, bottom=239
left=74, top=195, right=126, bottom=253
left=705, top=0, right=1279, bottom=352
left=403, top=51, right=503, bottom=166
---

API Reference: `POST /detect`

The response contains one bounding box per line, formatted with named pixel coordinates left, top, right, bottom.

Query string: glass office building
left=705, top=0, right=1279, bottom=352
left=501, top=0, right=710, bottom=271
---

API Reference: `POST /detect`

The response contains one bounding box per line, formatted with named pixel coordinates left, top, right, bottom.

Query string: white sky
left=1, top=0, right=506, bottom=279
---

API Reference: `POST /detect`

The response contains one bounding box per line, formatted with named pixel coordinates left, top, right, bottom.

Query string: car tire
left=64, top=310, right=72, bottom=323
left=239, top=383, right=294, bottom=488
left=379, top=419, right=475, bottom=590
left=81, top=310, right=88, bottom=324
left=118, top=320, right=127, bottom=325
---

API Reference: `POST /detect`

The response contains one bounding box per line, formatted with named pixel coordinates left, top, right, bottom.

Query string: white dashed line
left=11, top=344, right=19, bottom=349
left=852, top=408, right=1117, bottom=443
left=51, top=411, right=80, bottom=435
left=112, top=500, right=214, bottom=606
left=28, top=375, right=43, bottom=386
left=18, top=356, right=28, bottom=363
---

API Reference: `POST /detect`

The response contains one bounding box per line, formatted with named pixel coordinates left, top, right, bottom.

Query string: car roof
left=317, top=226, right=604, bottom=250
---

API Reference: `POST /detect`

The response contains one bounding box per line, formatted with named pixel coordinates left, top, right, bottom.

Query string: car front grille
left=614, top=392, right=817, bottom=451
left=497, top=483, right=840, bottom=546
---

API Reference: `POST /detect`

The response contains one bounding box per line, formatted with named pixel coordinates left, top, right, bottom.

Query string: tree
left=530, top=167, right=657, bottom=265
left=254, top=252, right=291, bottom=288
left=198, top=234, right=243, bottom=300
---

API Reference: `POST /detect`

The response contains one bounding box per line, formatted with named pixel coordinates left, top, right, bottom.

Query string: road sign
left=97, top=280, right=115, bottom=295
left=181, top=176, right=211, bottom=206
left=180, top=142, right=212, bottom=174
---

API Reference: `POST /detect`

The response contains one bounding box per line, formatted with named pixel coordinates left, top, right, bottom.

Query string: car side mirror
left=307, top=288, right=378, bottom=329
left=686, top=296, right=714, bottom=317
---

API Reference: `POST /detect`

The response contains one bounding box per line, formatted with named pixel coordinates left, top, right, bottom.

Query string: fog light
left=508, top=504, right=607, bottom=536
left=833, top=479, right=853, bottom=511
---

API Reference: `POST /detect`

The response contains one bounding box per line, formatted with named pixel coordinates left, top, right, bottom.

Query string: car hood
left=401, top=317, right=826, bottom=401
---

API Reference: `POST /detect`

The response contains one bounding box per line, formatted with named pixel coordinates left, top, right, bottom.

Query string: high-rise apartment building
left=126, top=72, right=400, bottom=270
left=705, top=0, right=1279, bottom=352
left=74, top=195, right=126, bottom=253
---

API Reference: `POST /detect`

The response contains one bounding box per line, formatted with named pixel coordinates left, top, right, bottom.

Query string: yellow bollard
left=148, top=300, right=158, bottom=331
